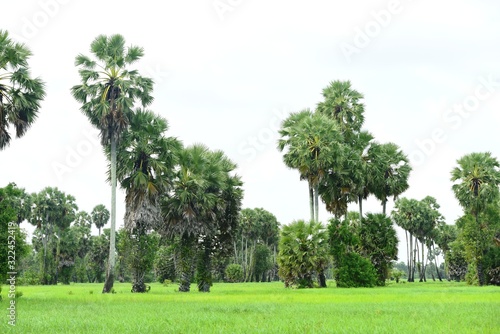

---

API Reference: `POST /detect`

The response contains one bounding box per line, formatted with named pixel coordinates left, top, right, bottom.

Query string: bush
left=335, top=253, right=377, bottom=288
left=225, top=264, right=244, bottom=283
left=392, top=269, right=403, bottom=283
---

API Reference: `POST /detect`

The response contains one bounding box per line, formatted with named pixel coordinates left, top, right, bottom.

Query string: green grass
left=2, top=281, right=499, bottom=333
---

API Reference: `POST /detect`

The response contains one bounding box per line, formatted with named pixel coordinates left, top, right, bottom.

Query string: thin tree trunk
left=421, top=239, right=426, bottom=282
left=432, top=243, right=442, bottom=282
left=405, top=230, right=409, bottom=281
left=309, top=183, right=314, bottom=222
left=103, top=138, right=117, bottom=293
left=382, top=200, right=387, bottom=215
left=408, top=232, right=413, bottom=282
left=179, top=234, right=194, bottom=292
left=314, top=184, right=319, bottom=223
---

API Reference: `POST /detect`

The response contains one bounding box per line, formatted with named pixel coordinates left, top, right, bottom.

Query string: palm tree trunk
left=103, top=137, right=117, bottom=293
left=405, top=230, right=409, bottom=281
left=382, top=200, right=387, bottom=215
left=314, top=184, right=319, bottom=222
left=432, top=243, right=442, bottom=282
left=197, top=239, right=212, bottom=292
left=408, top=232, right=413, bottom=282
left=309, top=184, right=314, bottom=222
left=179, top=234, right=194, bottom=292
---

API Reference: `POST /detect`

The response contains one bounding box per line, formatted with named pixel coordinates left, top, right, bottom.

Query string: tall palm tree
left=91, top=204, right=109, bottom=236
left=451, top=152, right=500, bottom=220
left=316, top=80, right=365, bottom=140
left=0, top=30, right=45, bottom=150
left=450, top=152, right=500, bottom=285
left=116, top=109, right=180, bottom=292
left=71, top=34, right=154, bottom=293
left=278, top=110, right=344, bottom=222
left=369, top=142, right=411, bottom=214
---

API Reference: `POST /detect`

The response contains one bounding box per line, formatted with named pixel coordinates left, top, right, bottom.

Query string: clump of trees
left=450, top=152, right=500, bottom=285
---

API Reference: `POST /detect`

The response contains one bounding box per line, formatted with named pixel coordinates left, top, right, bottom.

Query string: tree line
left=1, top=30, right=498, bottom=292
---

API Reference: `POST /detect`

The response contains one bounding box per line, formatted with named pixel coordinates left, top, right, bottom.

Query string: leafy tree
left=225, top=264, right=244, bottom=283
left=0, top=30, right=45, bottom=150
left=29, top=187, right=78, bottom=284
left=359, top=213, right=398, bottom=286
left=233, top=208, right=280, bottom=282
left=451, top=152, right=500, bottom=285
left=91, top=204, right=109, bottom=236
left=0, top=183, right=29, bottom=284
left=71, top=34, right=154, bottom=293
left=278, top=220, right=329, bottom=288
left=335, top=252, right=377, bottom=288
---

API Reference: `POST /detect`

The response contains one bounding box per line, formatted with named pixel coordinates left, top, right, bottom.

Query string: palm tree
left=0, top=30, right=45, bottom=150
left=278, top=110, right=344, bottom=222
left=316, top=80, right=365, bottom=140
left=116, top=109, right=180, bottom=292
left=369, top=142, right=411, bottom=214
left=450, top=152, right=500, bottom=285
left=161, top=145, right=224, bottom=292
left=451, top=152, right=500, bottom=220
left=277, top=220, right=329, bottom=288
left=91, top=204, right=109, bottom=236
left=71, top=34, right=154, bottom=293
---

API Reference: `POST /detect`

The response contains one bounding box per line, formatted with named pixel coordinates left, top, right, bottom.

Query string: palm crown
left=0, top=30, right=45, bottom=150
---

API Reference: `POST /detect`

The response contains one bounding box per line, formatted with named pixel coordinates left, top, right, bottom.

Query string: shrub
left=335, top=253, right=377, bottom=288
left=225, top=264, right=244, bottom=283
left=392, top=269, right=403, bottom=283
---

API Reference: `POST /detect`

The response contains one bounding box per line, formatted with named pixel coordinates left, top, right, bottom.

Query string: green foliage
left=225, top=264, right=244, bottom=283
left=0, top=183, right=30, bottom=283
left=360, top=213, right=398, bottom=286
left=278, top=220, right=329, bottom=288
left=446, top=241, right=467, bottom=282
left=154, top=244, right=178, bottom=283
left=335, top=253, right=377, bottom=288
left=392, top=269, right=403, bottom=283
left=0, top=30, right=46, bottom=150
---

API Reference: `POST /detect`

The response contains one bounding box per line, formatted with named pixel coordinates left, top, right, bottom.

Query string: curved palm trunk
left=103, top=138, right=117, bottom=293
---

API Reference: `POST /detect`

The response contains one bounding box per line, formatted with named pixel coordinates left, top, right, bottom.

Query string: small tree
left=278, top=220, right=329, bottom=288
left=225, top=264, right=244, bottom=283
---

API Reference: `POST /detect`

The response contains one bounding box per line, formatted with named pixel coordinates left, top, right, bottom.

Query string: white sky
left=2, top=0, right=500, bottom=262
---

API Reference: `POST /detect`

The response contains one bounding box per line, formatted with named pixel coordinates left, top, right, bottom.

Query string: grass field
left=1, top=280, right=499, bottom=333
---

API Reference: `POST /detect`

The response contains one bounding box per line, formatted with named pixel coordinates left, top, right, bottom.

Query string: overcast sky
left=2, top=0, right=500, bottom=261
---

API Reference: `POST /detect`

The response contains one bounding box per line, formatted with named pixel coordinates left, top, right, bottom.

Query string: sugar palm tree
left=91, top=204, right=109, bottom=236
left=0, top=30, right=45, bottom=150
left=450, top=152, right=500, bottom=285
left=369, top=142, right=411, bottom=214
left=71, top=34, right=154, bottom=293
left=161, top=145, right=223, bottom=292
left=278, top=110, right=344, bottom=222
left=451, top=152, right=500, bottom=220
left=316, top=80, right=365, bottom=140
left=116, top=109, right=180, bottom=292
